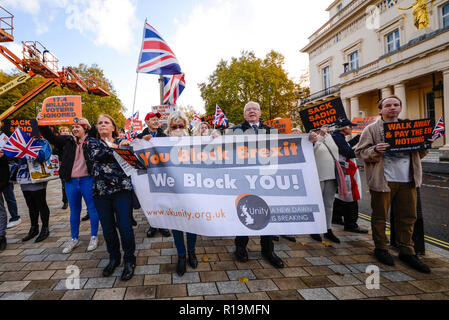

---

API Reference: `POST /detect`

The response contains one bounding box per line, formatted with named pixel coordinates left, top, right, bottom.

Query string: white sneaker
left=7, top=218, right=21, bottom=229
left=87, top=236, right=98, bottom=252
left=62, top=238, right=80, bottom=254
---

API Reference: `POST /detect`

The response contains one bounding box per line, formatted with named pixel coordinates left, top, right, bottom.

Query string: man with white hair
left=231, top=101, right=284, bottom=268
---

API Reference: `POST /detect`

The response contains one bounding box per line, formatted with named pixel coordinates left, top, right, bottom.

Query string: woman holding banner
left=311, top=125, right=342, bottom=244
left=37, top=114, right=100, bottom=254
left=85, top=114, right=136, bottom=281
left=166, top=111, right=199, bottom=276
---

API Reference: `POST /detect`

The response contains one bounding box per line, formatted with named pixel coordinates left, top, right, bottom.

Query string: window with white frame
left=349, top=51, right=359, bottom=70
left=323, top=66, right=330, bottom=91
left=443, top=2, right=449, bottom=28
left=337, top=3, right=343, bottom=11
left=386, top=29, right=400, bottom=53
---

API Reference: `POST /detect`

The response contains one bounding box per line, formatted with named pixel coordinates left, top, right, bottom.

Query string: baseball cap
left=145, top=112, right=162, bottom=121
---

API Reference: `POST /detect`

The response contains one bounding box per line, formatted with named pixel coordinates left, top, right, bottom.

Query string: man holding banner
left=231, top=102, right=284, bottom=268
left=356, top=96, right=431, bottom=273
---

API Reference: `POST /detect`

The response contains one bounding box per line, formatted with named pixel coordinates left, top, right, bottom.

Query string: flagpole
left=131, top=72, right=140, bottom=130
left=159, top=75, right=164, bottom=105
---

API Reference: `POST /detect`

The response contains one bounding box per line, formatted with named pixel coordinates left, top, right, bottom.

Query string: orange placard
left=264, top=119, right=292, bottom=134
left=38, top=96, right=82, bottom=125
left=352, top=116, right=380, bottom=134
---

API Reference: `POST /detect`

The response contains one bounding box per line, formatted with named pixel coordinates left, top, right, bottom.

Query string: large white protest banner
left=126, top=134, right=327, bottom=237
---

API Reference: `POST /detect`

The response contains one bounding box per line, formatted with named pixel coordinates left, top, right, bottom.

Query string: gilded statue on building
left=397, top=0, right=430, bottom=30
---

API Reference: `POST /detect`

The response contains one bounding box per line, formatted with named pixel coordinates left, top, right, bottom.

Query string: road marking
left=358, top=213, right=449, bottom=249
left=421, top=184, right=449, bottom=190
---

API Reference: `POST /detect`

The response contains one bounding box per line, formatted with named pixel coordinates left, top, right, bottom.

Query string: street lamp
left=268, top=86, right=272, bottom=121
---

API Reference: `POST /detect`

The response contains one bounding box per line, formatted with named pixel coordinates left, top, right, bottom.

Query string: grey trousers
left=0, top=193, right=7, bottom=237
left=320, top=179, right=337, bottom=231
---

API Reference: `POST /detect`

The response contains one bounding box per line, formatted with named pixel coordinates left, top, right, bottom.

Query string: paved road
left=358, top=169, right=449, bottom=250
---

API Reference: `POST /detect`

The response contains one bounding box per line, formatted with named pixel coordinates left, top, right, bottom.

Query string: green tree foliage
left=199, top=50, right=307, bottom=125
left=0, top=63, right=125, bottom=127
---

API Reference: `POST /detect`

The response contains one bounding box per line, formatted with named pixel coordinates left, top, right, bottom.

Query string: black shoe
left=324, top=229, right=340, bottom=244
left=130, top=217, right=137, bottom=227
left=61, top=202, right=68, bottom=210
left=159, top=229, right=171, bottom=237
left=0, top=236, right=6, bottom=251
left=188, top=251, right=198, bottom=269
left=177, top=256, right=186, bottom=276
left=22, top=226, right=39, bottom=242
left=34, top=227, right=49, bottom=243
left=103, top=259, right=120, bottom=277
left=262, top=251, right=284, bottom=268
left=281, top=235, right=296, bottom=242
left=310, top=234, right=322, bottom=242
left=146, top=227, right=157, bottom=238
left=235, top=246, right=248, bottom=262
left=272, top=236, right=280, bottom=241
left=374, top=249, right=395, bottom=266
left=344, top=226, right=369, bottom=234
left=120, top=262, right=136, bottom=281
left=399, top=254, right=431, bottom=273
left=81, top=213, right=90, bottom=221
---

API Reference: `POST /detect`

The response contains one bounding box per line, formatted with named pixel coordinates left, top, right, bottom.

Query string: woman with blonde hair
left=166, top=111, right=198, bottom=276
left=38, top=115, right=100, bottom=253
left=85, top=114, right=136, bottom=281
left=195, top=122, right=211, bottom=137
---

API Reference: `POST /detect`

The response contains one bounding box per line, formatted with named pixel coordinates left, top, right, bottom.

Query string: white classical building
left=299, top=0, right=449, bottom=157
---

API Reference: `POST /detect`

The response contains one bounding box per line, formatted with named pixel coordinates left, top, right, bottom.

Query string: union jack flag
left=163, top=73, right=186, bottom=105
left=432, top=117, right=445, bottom=140
left=189, top=112, right=202, bottom=129
left=137, top=20, right=182, bottom=75
left=212, top=104, right=228, bottom=127
left=125, top=131, right=138, bottom=141
left=127, top=111, right=139, bottom=121
left=1, top=128, right=42, bottom=159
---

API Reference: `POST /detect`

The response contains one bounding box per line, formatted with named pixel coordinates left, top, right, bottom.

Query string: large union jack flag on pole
left=432, top=116, right=445, bottom=140
left=212, top=104, right=228, bottom=127
left=163, top=73, right=186, bottom=105
left=2, top=128, right=42, bottom=159
left=137, top=20, right=182, bottom=75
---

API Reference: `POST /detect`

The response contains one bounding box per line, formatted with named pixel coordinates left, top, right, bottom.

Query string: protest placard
left=299, top=98, right=347, bottom=132
left=38, top=96, right=82, bottom=125
left=125, top=120, right=143, bottom=131
left=384, top=118, right=435, bottom=152
left=129, top=134, right=327, bottom=237
left=2, top=119, right=40, bottom=138
left=152, top=105, right=177, bottom=124
left=352, top=116, right=380, bottom=134
left=113, top=147, right=146, bottom=170
left=264, top=119, right=292, bottom=134
left=202, top=114, right=215, bottom=126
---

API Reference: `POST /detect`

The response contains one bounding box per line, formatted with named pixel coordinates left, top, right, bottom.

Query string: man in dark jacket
left=138, top=112, right=171, bottom=238
left=0, top=150, right=10, bottom=251
left=331, top=119, right=367, bottom=234
left=231, top=101, right=284, bottom=268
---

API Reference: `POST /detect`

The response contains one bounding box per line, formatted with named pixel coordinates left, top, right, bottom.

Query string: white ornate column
left=342, top=98, right=351, bottom=119
left=381, top=86, right=392, bottom=98
left=350, top=96, right=359, bottom=119
left=394, top=82, right=407, bottom=119
left=441, top=70, right=449, bottom=151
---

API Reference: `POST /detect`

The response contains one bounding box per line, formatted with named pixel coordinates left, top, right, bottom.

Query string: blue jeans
left=172, top=230, right=197, bottom=257
left=65, top=177, right=99, bottom=239
left=93, top=191, right=136, bottom=264
left=2, top=183, right=19, bottom=221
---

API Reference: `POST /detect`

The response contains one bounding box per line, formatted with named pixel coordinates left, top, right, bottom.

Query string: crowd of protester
left=0, top=95, right=433, bottom=281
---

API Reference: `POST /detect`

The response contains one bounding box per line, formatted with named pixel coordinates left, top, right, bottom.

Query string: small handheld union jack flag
left=212, top=104, right=228, bottom=127
left=125, top=131, right=138, bottom=141
left=189, top=112, right=202, bottom=129
left=432, top=117, right=445, bottom=140
left=128, top=111, right=139, bottom=121
left=163, top=73, right=186, bottom=105
left=1, top=128, right=42, bottom=159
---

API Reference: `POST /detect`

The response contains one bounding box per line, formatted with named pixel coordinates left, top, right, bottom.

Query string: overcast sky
left=0, top=0, right=329, bottom=117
